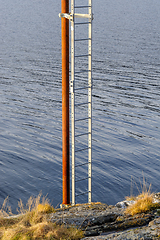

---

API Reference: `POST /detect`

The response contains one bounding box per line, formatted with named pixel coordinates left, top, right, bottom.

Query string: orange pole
left=61, top=0, right=70, bottom=205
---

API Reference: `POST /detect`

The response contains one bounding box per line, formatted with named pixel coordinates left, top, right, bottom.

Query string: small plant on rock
left=125, top=176, right=160, bottom=216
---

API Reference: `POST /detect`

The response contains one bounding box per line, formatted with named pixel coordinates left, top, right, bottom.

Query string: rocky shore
left=49, top=193, right=160, bottom=239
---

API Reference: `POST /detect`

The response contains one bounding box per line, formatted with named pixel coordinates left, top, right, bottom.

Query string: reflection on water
left=0, top=0, right=160, bottom=211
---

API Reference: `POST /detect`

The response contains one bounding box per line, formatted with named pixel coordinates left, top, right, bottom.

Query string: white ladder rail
left=71, top=0, right=75, bottom=206
left=88, top=0, right=92, bottom=205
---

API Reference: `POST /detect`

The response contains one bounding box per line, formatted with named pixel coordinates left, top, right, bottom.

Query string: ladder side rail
left=88, top=0, right=92, bottom=204
left=71, top=0, right=75, bottom=206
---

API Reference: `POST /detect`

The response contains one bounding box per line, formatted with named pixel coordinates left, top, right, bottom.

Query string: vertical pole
left=61, top=0, right=70, bottom=205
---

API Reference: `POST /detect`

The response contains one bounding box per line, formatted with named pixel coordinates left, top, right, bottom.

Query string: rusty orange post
left=61, top=0, right=70, bottom=205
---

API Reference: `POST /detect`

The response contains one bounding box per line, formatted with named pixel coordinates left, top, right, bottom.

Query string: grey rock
left=88, top=214, right=118, bottom=226
left=48, top=195, right=160, bottom=239
left=148, top=217, right=160, bottom=226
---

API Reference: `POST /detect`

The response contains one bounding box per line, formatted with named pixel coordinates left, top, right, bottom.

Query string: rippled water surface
left=0, top=0, right=160, bottom=211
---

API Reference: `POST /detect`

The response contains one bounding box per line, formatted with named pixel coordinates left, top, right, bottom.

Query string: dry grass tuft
left=0, top=194, right=84, bottom=240
left=37, top=203, right=54, bottom=214
left=125, top=177, right=160, bottom=216
left=0, top=197, right=13, bottom=218
left=125, top=192, right=154, bottom=216
left=17, top=192, right=53, bottom=215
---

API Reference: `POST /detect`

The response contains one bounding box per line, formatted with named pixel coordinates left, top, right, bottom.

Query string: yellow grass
left=37, top=204, right=54, bottom=214
left=125, top=179, right=160, bottom=216
left=125, top=192, right=153, bottom=215
left=0, top=194, right=84, bottom=240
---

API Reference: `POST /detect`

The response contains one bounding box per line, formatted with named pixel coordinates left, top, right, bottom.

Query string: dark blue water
left=0, top=0, right=160, bottom=212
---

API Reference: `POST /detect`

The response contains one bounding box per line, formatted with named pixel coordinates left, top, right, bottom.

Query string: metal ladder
left=71, top=0, right=93, bottom=206
left=59, top=0, right=93, bottom=205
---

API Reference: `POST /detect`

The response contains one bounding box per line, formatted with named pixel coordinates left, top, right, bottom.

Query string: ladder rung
left=75, top=102, right=90, bottom=106
left=75, top=70, right=90, bottom=74
left=75, top=132, right=89, bottom=137
left=74, top=86, right=90, bottom=91
left=75, top=22, right=90, bottom=25
left=76, top=191, right=90, bottom=197
left=75, top=54, right=90, bottom=58
left=75, top=6, right=91, bottom=8
left=75, top=38, right=91, bottom=41
left=75, top=117, right=89, bottom=122
left=75, top=147, right=89, bottom=153
left=75, top=177, right=89, bottom=182
left=75, top=162, right=88, bottom=167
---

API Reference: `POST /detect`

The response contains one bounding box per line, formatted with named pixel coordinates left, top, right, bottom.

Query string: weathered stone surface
left=84, top=213, right=154, bottom=237
left=49, top=194, right=160, bottom=239
left=116, top=200, right=135, bottom=208
left=149, top=217, right=160, bottom=226
left=88, top=214, right=118, bottom=226
left=50, top=203, right=123, bottom=228
left=82, top=222, right=160, bottom=240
